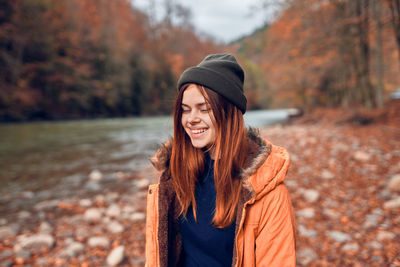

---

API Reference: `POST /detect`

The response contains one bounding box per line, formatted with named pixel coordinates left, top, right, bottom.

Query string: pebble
left=296, top=208, right=315, bottom=219
left=353, top=151, right=371, bottom=162
left=383, top=197, right=400, bottom=209
left=298, top=224, right=317, bottom=238
left=376, top=230, right=395, bottom=241
left=301, top=189, right=319, bottom=203
left=135, top=179, right=150, bottom=190
left=326, top=231, right=351, bottom=243
left=297, top=248, right=318, bottom=265
left=107, top=221, right=124, bottom=234
left=0, top=227, right=17, bottom=241
left=106, top=204, right=121, bottom=218
left=17, top=211, right=31, bottom=220
left=323, top=208, right=340, bottom=219
left=63, top=241, right=85, bottom=257
left=129, top=212, right=146, bottom=222
left=342, top=243, right=359, bottom=252
left=106, top=246, right=125, bottom=266
left=84, top=181, right=101, bottom=191
left=84, top=208, right=102, bottom=223
left=387, top=174, right=400, bottom=192
left=88, top=236, right=110, bottom=248
left=79, top=199, right=93, bottom=207
left=0, top=250, right=13, bottom=259
left=14, top=234, right=55, bottom=252
left=321, top=169, right=335, bottom=180
left=39, top=222, right=53, bottom=234
left=34, top=199, right=60, bottom=210
left=363, top=209, right=382, bottom=229
left=89, top=169, right=103, bottom=181
left=368, top=241, right=383, bottom=250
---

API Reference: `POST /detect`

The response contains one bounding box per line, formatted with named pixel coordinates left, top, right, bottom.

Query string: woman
left=146, top=54, right=296, bottom=267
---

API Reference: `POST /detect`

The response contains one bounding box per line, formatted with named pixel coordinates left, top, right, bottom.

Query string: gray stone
left=296, top=208, right=315, bottom=219
left=323, top=208, right=340, bottom=219
left=106, top=246, right=125, bottom=266
left=363, top=209, right=383, bottom=229
left=107, top=221, right=124, bottom=234
left=342, top=243, right=359, bottom=252
left=327, top=231, right=351, bottom=243
left=39, top=222, right=53, bottom=234
left=63, top=242, right=85, bottom=257
left=88, top=236, right=110, bottom=248
left=89, top=169, right=103, bottom=181
left=15, top=234, right=55, bottom=252
left=106, top=204, right=121, bottom=218
left=0, top=226, right=17, bottom=241
left=387, top=174, right=400, bottom=192
left=129, top=212, right=145, bottom=222
left=84, top=208, right=102, bottom=223
left=383, top=197, right=400, bottom=209
left=321, top=169, right=335, bottom=180
left=297, top=248, right=317, bottom=265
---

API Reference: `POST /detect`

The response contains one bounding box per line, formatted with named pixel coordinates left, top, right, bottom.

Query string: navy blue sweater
left=179, top=154, right=236, bottom=267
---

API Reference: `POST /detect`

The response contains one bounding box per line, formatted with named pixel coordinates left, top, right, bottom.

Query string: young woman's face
left=181, top=84, right=216, bottom=151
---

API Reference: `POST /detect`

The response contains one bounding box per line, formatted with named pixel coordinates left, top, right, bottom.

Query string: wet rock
left=296, top=208, right=315, bottom=219
left=106, top=246, right=125, bottom=266
left=39, top=222, right=53, bottom=234
left=89, top=169, right=103, bottom=181
left=106, top=204, right=121, bottom=218
left=129, top=212, right=145, bottom=222
left=107, top=221, right=124, bottom=234
left=79, top=199, right=93, bottom=207
left=297, top=248, right=317, bottom=265
left=63, top=242, right=85, bottom=258
left=383, top=197, right=400, bottom=209
left=327, top=231, right=351, bottom=243
left=34, top=200, right=60, bottom=211
left=88, top=236, right=110, bottom=248
left=84, top=208, right=102, bottom=223
left=342, top=243, right=359, bottom=252
left=301, top=189, right=319, bottom=203
left=387, top=174, right=400, bottom=192
left=0, top=226, right=17, bottom=241
left=15, top=234, right=55, bottom=252
left=377, top=230, right=395, bottom=241
left=353, top=151, right=371, bottom=162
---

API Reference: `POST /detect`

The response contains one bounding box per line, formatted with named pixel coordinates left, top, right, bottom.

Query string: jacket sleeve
left=255, top=183, right=296, bottom=267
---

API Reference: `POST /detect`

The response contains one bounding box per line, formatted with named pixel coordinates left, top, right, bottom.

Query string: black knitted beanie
left=177, top=53, right=247, bottom=113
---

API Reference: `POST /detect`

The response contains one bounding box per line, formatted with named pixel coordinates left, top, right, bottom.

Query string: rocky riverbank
left=0, top=105, right=399, bottom=266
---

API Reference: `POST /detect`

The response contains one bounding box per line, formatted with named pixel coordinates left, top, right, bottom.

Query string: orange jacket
left=145, top=129, right=296, bottom=267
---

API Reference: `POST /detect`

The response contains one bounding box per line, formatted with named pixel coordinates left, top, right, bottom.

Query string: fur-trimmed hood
left=150, top=128, right=290, bottom=200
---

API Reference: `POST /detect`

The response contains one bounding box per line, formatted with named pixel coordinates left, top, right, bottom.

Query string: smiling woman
left=145, top=54, right=296, bottom=267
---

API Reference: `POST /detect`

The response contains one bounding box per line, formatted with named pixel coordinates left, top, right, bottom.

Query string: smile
left=191, top=128, right=208, bottom=134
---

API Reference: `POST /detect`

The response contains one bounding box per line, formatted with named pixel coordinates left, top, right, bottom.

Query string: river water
left=0, top=109, right=292, bottom=197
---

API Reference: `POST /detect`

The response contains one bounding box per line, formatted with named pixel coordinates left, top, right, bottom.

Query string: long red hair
left=170, top=84, right=248, bottom=228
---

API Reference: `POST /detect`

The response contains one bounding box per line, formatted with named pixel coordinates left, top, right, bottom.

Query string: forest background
left=1, top=0, right=400, bottom=122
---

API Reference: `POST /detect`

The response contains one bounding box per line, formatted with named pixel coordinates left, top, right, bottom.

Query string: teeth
left=192, top=129, right=207, bottom=134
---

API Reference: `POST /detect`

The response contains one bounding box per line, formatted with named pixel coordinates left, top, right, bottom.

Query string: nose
left=187, top=110, right=200, bottom=124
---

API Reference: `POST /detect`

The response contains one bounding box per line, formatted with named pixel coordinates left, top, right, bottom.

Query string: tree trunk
left=387, top=0, right=400, bottom=69
left=372, top=0, right=384, bottom=107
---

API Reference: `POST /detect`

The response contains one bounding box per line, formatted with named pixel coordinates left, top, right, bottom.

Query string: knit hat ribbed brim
left=177, top=54, right=247, bottom=113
